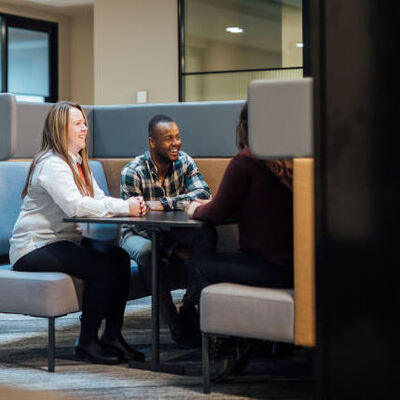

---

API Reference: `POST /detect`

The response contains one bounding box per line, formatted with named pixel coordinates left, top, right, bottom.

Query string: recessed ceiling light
left=226, top=26, right=244, bottom=34
left=296, top=42, right=304, bottom=48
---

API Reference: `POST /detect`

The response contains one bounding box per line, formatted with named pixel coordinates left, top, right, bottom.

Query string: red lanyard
left=76, top=162, right=87, bottom=188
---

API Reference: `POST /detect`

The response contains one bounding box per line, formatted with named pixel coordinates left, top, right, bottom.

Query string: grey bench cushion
left=0, top=267, right=84, bottom=317
left=0, top=259, right=147, bottom=317
left=200, top=283, right=294, bottom=343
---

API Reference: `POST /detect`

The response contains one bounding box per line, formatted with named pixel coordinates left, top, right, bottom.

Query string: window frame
left=0, top=12, right=58, bottom=103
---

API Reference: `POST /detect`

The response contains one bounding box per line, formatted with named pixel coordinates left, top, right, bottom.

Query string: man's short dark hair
left=148, top=114, right=175, bottom=138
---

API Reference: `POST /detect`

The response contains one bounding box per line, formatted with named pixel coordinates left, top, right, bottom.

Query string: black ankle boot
left=100, top=333, right=145, bottom=362
left=170, top=321, right=201, bottom=348
left=178, top=304, right=200, bottom=329
left=74, top=337, right=121, bottom=365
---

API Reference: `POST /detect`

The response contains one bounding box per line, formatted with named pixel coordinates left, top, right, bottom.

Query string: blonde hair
left=22, top=101, right=94, bottom=198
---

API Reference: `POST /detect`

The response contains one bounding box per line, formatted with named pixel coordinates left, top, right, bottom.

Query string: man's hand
left=146, top=200, right=164, bottom=211
left=127, top=196, right=147, bottom=216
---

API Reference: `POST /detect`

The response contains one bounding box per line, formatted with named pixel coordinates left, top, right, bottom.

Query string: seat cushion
left=200, top=283, right=294, bottom=343
left=0, top=267, right=84, bottom=317
left=0, top=260, right=148, bottom=316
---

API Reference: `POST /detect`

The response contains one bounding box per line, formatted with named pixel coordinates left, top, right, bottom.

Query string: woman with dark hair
left=186, top=101, right=294, bottom=300
left=184, top=102, right=294, bottom=376
left=10, top=101, right=147, bottom=365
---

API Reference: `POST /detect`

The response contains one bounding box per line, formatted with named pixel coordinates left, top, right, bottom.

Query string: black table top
left=63, top=210, right=204, bottom=229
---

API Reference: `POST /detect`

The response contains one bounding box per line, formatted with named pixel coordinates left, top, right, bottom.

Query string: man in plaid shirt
left=120, top=114, right=217, bottom=347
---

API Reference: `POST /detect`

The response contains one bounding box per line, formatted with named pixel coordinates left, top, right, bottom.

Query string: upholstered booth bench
left=0, top=94, right=315, bottom=379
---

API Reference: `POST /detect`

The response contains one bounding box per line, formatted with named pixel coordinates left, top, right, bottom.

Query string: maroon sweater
left=193, top=149, right=293, bottom=266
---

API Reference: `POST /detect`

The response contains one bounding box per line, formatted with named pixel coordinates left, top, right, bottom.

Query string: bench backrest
left=1, top=94, right=244, bottom=160
left=0, top=160, right=112, bottom=258
left=94, top=157, right=231, bottom=199
left=0, top=162, right=29, bottom=256
left=93, top=102, right=244, bottom=158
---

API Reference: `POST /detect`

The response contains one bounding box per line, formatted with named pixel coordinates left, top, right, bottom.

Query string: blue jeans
left=121, top=225, right=217, bottom=327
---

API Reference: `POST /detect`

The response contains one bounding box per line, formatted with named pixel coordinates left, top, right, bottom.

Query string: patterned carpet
left=0, top=292, right=314, bottom=399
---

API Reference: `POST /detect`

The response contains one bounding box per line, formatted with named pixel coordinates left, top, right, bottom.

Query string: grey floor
left=0, top=291, right=314, bottom=399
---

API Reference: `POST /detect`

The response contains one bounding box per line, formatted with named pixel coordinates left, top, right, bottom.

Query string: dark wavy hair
left=236, top=102, right=249, bottom=150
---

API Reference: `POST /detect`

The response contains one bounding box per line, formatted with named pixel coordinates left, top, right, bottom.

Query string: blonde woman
left=10, top=101, right=146, bottom=365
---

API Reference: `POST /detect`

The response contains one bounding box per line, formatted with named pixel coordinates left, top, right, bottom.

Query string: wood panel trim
left=293, top=158, right=315, bottom=346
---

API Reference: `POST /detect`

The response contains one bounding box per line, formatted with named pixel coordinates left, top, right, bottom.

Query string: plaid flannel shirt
left=120, top=150, right=211, bottom=240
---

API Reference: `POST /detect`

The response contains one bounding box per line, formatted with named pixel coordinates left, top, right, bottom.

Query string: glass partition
left=180, top=0, right=303, bottom=101
left=184, top=67, right=302, bottom=102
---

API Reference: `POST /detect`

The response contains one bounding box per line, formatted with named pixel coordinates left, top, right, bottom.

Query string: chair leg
left=48, top=317, right=55, bottom=372
left=202, top=332, right=210, bottom=394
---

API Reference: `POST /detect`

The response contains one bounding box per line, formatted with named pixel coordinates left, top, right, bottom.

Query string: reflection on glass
left=15, top=94, right=45, bottom=103
left=7, top=27, right=49, bottom=97
left=184, top=0, right=302, bottom=73
left=184, top=68, right=303, bottom=102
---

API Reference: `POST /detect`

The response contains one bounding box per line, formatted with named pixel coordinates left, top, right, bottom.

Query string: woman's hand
left=186, top=200, right=203, bottom=218
left=194, top=198, right=211, bottom=206
left=127, top=196, right=147, bottom=216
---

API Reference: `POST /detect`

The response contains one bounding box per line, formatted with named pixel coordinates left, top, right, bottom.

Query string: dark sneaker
left=210, top=337, right=236, bottom=359
left=210, top=338, right=252, bottom=376
left=210, top=354, right=236, bottom=382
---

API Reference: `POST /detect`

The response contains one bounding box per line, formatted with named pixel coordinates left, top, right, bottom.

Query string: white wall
left=1, top=0, right=180, bottom=105
left=70, top=7, right=94, bottom=104
left=93, top=0, right=178, bottom=105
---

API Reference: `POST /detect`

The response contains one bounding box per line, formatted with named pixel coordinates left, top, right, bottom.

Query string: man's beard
left=155, top=149, right=174, bottom=164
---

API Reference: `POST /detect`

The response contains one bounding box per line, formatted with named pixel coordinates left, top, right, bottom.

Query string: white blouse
left=9, top=151, right=129, bottom=265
